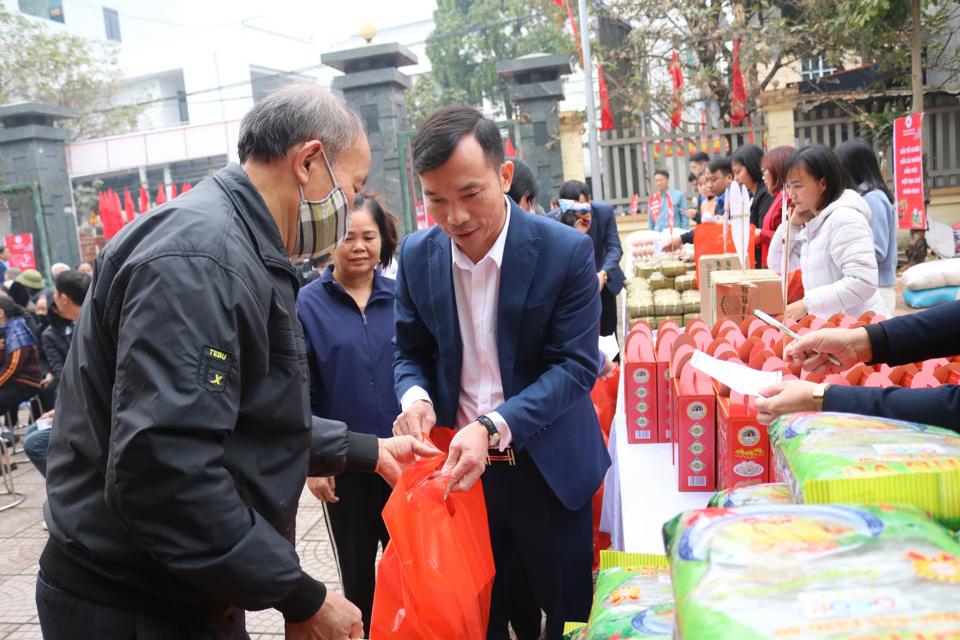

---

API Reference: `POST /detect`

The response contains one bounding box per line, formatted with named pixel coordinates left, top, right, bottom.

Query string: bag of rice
left=674, top=274, right=697, bottom=292
left=583, top=551, right=674, bottom=640
left=682, top=313, right=700, bottom=326
left=665, top=503, right=960, bottom=639
left=770, top=412, right=960, bottom=529
left=707, top=483, right=795, bottom=508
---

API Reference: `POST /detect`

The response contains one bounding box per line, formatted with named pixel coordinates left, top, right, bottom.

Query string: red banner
left=894, top=113, right=926, bottom=230
left=4, top=233, right=36, bottom=270
left=630, top=194, right=639, bottom=221
left=415, top=200, right=436, bottom=230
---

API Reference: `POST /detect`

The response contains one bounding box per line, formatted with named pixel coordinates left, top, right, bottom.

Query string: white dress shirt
left=400, top=196, right=513, bottom=450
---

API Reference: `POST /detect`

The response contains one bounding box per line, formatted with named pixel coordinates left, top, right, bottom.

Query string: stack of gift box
left=624, top=284, right=960, bottom=494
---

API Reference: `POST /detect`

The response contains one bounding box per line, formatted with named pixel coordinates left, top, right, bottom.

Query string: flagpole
left=578, top=0, right=603, bottom=201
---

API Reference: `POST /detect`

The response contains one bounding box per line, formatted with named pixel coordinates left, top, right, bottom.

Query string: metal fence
left=599, top=116, right=767, bottom=212
left=794, top=93, right=960, bottom=189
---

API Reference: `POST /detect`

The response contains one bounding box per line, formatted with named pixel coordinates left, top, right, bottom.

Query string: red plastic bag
left=590, top=365, right=620, bottom=438
left=370, top=428, right=495, bottom=640
left=693, top=222, right=757, bottom=288
left=787, top=269, right=804, bottom=304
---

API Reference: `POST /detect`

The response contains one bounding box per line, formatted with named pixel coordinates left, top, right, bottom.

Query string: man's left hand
left=755, top=381, right=818, bottom=425
left=442, top=421, right=489, bottom=500
left=376, top=435, right=441, bottom=487
left=597, top=272, right=605, bottom=291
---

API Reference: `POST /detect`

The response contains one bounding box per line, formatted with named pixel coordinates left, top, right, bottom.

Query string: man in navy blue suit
left=755, top=300, right=960, bottom=432
left=554, top=181, right=624, bottom=339
left=392, top=106, right=611, bottom=639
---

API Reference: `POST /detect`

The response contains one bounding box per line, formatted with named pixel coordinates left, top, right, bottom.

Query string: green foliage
left=0, top=5, right=148, bottom=140
left=414, top=0, right=576, bottom=121
left=72, top=178, right=103, bottom=216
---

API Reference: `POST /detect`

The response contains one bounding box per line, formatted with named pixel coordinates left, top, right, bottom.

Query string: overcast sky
left=172, top=0, right=439, bottom=46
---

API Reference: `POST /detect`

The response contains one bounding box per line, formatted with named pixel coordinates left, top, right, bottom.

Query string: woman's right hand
left=306, top=477, right=338, bottom=503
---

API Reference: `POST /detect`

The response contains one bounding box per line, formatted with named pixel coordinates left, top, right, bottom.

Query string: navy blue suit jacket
left=393, top=199, right=612, bottom=510
left=824, top=300, right=960, bottom=432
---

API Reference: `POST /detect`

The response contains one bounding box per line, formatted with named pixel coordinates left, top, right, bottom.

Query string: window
left=800, top=56, right=837, bottom=81
left=18, top=0, right=64, bottom=22
left=103, top=7, right=121, bottom=42
left=177, top=90, right=189, bottom=123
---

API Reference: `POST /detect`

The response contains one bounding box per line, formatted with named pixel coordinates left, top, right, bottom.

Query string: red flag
left=670, top=50, right=684, bottom=129
left=630, top=194, right=639, bottom=222
left=124, top=187, right=135, bottom=224
left=730, top=38, right=748, bottom=126
left=505, top=137, right=517, bottom=157
left=171, top=182, right=179, bottom=199
left=598, top=67, right=614, bottom=132
left=101, top=189, right=120, bottom=239
left=648, top=193, right=662, bottom=225
left=181, top=183, right=192, bottom=192
left=140, top=185, right=149, bottom=214
left=112, top=189, right=122, bottom=228
left=564, top=0, right=583, bottom=64
left=156, top=183, right=167, bottom=206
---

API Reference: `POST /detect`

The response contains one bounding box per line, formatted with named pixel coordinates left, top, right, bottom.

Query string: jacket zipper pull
left=361, top=313, right=367, bottom=326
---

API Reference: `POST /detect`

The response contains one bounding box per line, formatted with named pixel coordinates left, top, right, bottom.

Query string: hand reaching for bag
left=393, top=399, right=436, bottom=441
left=307, top=477, right=337, bottom=503
left=376, top=435, right=440, bottom=488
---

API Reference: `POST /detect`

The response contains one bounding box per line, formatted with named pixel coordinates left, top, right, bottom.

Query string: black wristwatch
left=476, top=415, right=500, bottom=448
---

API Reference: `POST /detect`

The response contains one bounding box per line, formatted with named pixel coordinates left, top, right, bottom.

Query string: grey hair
left=237, top=83, right=365, bottom=165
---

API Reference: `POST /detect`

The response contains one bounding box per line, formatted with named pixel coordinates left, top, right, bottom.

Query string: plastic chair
left=0, top=436, right=26, bottom=511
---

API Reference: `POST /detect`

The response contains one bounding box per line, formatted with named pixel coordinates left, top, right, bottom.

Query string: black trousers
left=325, top=470, right=391, bottom=637
left=36, top=572, right=248, bottom=640
left=600, top=286, right=618, bottom=338
left=0, top=381, right=38, bottom=426
left=482, top=453, right=593, bottom=640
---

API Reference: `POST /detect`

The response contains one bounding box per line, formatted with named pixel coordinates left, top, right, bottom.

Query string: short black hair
left=558, top=180, right=591, bottom=201
left=413, top=106, right=504, bottom=174
left=691, top=152, right=710, bottom=164
left=706, top=156, right=733, bottom=177
left=782, top=145, right=847, bottom=210
left=74, top=260, right=92, bottom=270
left=730, top=144, right=764, bottom=185
left=506, top=157, right=538, bottom=206
left=353, top=192, right=400, bottom=269
left=655, top=169, right=670, bottom=180
left=688, top=171, right=698, bottom=184
left=54, top=269, right=91, bottom=306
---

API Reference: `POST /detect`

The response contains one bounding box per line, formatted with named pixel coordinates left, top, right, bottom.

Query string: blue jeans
left=23, top=425, right=50, bottom=477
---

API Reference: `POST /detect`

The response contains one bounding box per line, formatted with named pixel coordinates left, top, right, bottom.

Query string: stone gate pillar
left=497, top=54, right=572, bottom=206
left=0, top=103, right=82, bottom=278
left=321, top=43, right=417, bottom=233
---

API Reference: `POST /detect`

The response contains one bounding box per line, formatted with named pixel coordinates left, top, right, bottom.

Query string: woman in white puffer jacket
left=768, top=145, right=888, bottom=319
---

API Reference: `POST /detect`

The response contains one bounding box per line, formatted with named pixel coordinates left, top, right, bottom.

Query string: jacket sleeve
left=104, top=256, right=326, bottom=622
left=864, top=191, right=893, bottom=265
left=766, top=221, right=802, bottom=275
left=823, top=384, right=960, bottom=434
left=804, top=211, right=880, bottom=317
left=676, top=193, right=690, bottom=230
left=496, top=234, right=602, bottom=448
left=393, top=236, right=437, bottom=402
left=598, top=207, right=624, bottom=275
left=873, top=300, right=960, bottom=365
left=41, top=329, right=66, bottom=380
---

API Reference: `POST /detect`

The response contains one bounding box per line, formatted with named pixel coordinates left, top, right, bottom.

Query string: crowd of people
left=5, top=80, right=930, bottom=640
left=664, top=140, right=897, bottom=320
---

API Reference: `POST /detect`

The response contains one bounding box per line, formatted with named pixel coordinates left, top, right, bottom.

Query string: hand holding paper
left=690, top=350, right=782, bottom=397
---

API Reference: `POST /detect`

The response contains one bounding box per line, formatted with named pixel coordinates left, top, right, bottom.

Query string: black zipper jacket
left=41, top=163, right=379, bottom=625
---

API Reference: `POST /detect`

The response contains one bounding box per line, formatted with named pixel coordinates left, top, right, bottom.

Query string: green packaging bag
left=770, top=412, right=960, bottom=529
left=707, top=483, right=795, bottom=508
left=562, top=622, right=587, bottom=639
left=665, top=503, right=960, bottom=639
left=584, top=551, right=675, bottom=639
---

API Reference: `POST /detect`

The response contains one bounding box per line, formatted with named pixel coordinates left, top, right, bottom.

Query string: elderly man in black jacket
left=40, top=84, right=436, bottom=640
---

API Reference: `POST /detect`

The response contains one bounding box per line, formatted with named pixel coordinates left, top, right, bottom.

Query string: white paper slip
left=36, top=417, right=53, bottom=431
left=599, top=334, right=620, bottom=361
left=689, top=350, right=782, bottom=396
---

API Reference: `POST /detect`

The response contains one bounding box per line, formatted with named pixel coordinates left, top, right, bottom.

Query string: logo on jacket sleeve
left=198, top=345, right=234, bottom=393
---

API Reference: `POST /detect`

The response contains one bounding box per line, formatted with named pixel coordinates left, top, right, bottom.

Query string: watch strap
left=476, top=415, right=498, bottom=441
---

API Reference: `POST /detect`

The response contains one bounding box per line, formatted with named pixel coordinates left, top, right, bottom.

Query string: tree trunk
left=910, top=0, right=923, bottom=113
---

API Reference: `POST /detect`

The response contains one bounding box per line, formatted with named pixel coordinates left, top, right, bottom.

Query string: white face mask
left=292, top=150, right=351, bottom=260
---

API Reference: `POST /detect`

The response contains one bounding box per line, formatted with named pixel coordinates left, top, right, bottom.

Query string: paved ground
left=0, top=454, right=342, bottom=639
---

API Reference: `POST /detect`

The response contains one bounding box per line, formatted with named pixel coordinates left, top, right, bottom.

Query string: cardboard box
left=672, top=359, right=716, bottom=492
left=656, top=331, right=680, bottom=445
left=709, top=269, right=784, bottom=326
left=624, top=331, right=658, bottom=443
left=698, top=254, right=742, bottom=323
left=716, top=395, right=770, bottom=491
